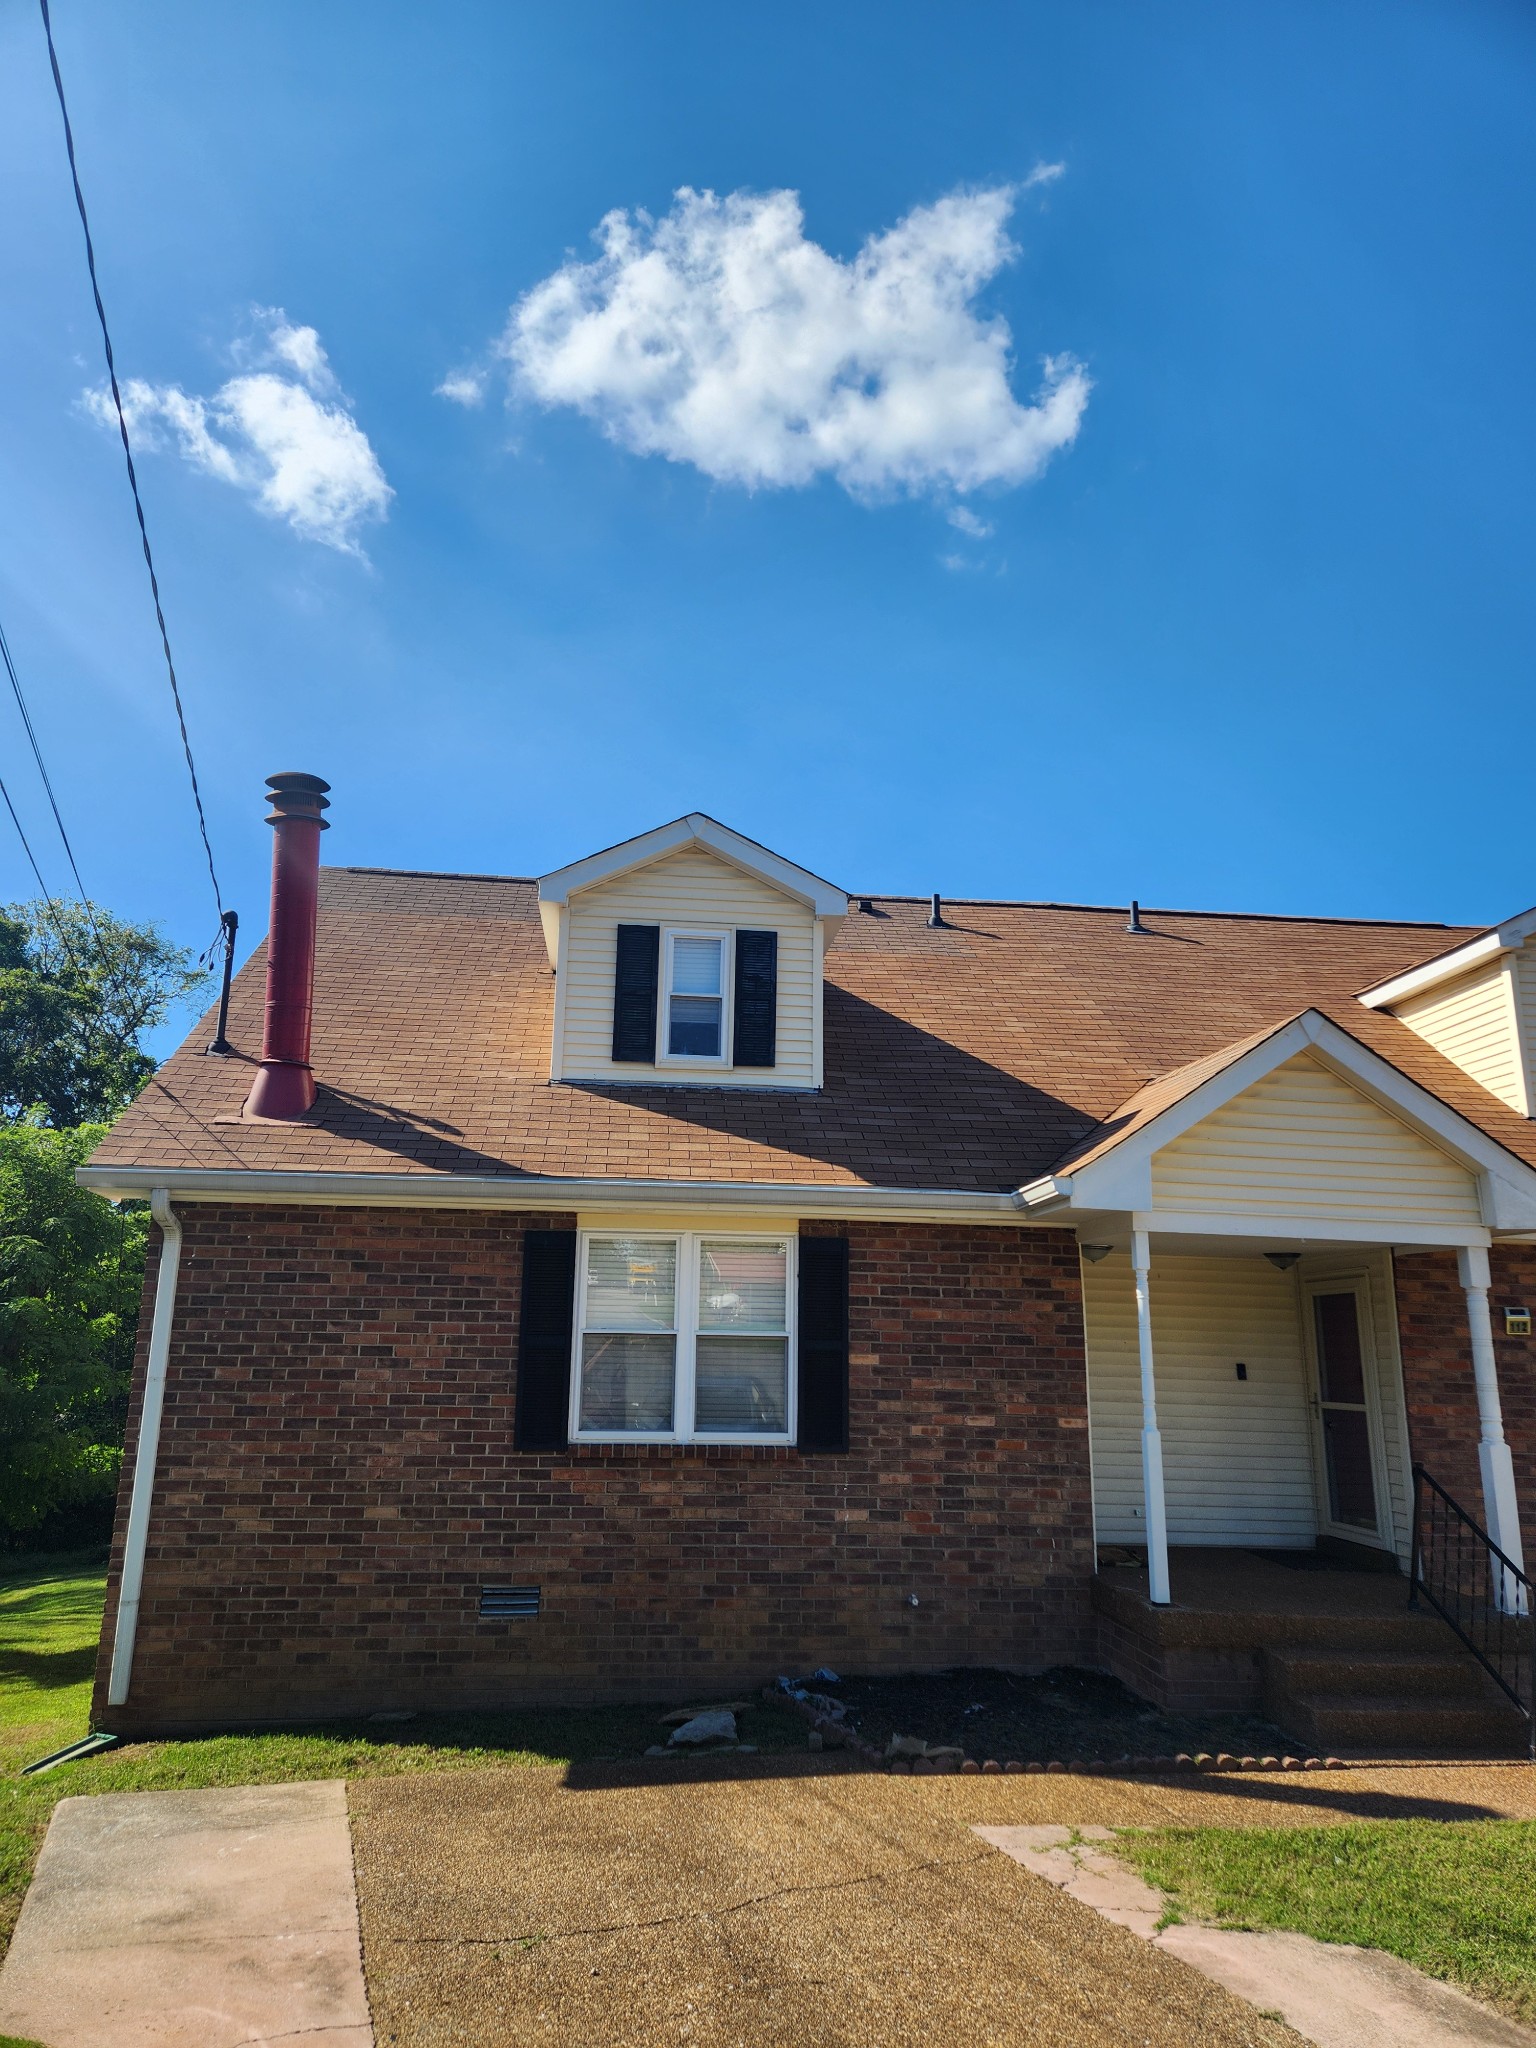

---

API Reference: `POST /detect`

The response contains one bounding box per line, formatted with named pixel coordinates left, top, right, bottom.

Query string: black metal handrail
left=1409, top=1463, right=1533, bottom=1762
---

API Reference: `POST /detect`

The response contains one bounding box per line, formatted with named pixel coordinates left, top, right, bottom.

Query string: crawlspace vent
left=479, top=1584, right=542, bottom=1619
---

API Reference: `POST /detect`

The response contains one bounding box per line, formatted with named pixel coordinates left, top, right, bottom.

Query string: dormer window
left=666, top=931, right=727, bottom=1061
left=537, top=813, right=848, bottom=1090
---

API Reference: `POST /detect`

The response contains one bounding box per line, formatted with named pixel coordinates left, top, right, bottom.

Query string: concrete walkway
left=978, top=1824, right=1536, bottom=2048
left=0, top=1781, right=373, bottom=2048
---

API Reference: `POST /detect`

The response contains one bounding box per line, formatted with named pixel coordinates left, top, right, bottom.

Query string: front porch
left=1093, top=1547, right=1530, bottom=1757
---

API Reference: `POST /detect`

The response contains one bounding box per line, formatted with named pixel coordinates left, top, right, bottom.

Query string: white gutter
left=106, top=1189, right=183, bottom=1709
left=76, top=1165, right=1034, bottom=1226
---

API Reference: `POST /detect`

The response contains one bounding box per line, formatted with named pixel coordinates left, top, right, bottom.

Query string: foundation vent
left=479, top=1584, right=542, bottom=1619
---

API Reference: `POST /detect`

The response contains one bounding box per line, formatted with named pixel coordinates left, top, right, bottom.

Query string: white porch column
left=1457, top=1245, right=1527, bottom=1609
left=1132, top=1228, right=1171, bottom=1605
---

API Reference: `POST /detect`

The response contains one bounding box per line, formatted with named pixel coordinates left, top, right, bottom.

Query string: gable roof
left=82, top=868, right=1536, bottom=1202
left=1023, top=1008, right=1536, bottom=1230
left=538, top=814, right=847, bottom=916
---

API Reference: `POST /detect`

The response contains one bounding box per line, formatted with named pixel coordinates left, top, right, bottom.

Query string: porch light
left=1264, top=1252, right=1301, bottom=1271
left=1080, top=1243, right=1115, bottom=1263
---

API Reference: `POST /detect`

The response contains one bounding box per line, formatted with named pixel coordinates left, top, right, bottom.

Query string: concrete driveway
left=351, top=1757, right=1536, bottom=2047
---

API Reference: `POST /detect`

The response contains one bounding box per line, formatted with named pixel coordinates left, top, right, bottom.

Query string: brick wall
left=1395, top=1245, right=1536, bottom=1559
left=93, top=1207, right=1095, bottom=1733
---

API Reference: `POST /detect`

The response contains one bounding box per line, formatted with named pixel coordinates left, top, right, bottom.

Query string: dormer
left=538, top=815, right=847, bottom=1089
left=1359, top=904, right=1536, bottom=1117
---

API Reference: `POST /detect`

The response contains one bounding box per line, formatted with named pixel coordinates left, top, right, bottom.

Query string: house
left=83, top=777, right=1536, bottom=1751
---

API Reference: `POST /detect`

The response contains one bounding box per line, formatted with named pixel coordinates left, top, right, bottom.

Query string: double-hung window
left=572, top=1231, right=795, bottom=1443
left=663, top=931, right=728, bottom=1062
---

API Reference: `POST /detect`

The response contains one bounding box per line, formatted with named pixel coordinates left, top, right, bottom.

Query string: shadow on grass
left=0, top=1645, right=96, bottom=1694
left=1114, top=1772, right=1513, bottom=1824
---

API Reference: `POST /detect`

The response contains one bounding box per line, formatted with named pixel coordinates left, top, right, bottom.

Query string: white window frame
left=658, top=927, right=732, bottom=1068
left=569, top=1229, right=798, bottom=1445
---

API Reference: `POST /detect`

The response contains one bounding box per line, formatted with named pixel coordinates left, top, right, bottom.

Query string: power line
left=38, top=0, right=225, bottom=921
left=0, top=611, right=107, bottom=956
left=0, top=773, right=82, bottom=970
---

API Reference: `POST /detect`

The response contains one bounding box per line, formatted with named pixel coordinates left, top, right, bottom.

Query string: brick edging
left=772, top=1692, right=1511, bottom=1775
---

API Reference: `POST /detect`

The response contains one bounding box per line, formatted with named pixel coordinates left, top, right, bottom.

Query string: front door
left=1303, top=1278, right=1386, bottom=1544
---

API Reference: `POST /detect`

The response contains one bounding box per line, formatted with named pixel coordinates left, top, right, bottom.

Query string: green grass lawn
left=1118, top=1819, right=1536, bottom=2023
left=0, top=1550, right=807, bottom=1961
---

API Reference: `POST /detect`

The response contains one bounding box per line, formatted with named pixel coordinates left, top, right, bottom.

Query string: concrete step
left=1269, top=1688, right=1529, bottom=1754
left=1263, top=1646, right=1498, bottom=1701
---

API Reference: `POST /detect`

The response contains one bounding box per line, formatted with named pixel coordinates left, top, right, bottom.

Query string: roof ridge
left=850, top=895, right=1464, bottom=929
left=327, top=865, right=536, bottom=884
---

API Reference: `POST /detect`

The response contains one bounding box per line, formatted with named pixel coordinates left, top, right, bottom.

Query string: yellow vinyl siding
left=559, top=846, right=818, bottom=1087
left=1084, top=1252, right=1316, bottom=1546
left=1393, top=959, right=1527, bottom=1115
left=1514, top=942, right=1536, bottom=1115
left=1150, top=1053, right=1483, bottom=1227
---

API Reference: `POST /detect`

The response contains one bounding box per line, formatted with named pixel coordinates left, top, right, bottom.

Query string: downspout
left=106, top=1189, right=182, bottom=1708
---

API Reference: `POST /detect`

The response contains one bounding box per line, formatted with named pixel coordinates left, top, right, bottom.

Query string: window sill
left=571, top=1435, right=794, bottom=1449
left=563, top=1438, right=801, bottom=1457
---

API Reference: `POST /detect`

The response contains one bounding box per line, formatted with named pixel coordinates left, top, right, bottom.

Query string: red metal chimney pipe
left=243, top=771, right=330, bottom=1121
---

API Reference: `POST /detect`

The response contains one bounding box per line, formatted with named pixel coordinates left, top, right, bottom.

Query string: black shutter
left=732, top=929, right=778, bottom=1068
left=611, top=925, right=659, bottom=1062
left=797, top=1235, right=849, bottom=1452
left=514, top=1229, right=576, bottom=1450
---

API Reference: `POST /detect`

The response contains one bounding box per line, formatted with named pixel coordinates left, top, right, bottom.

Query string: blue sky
left=1, top=0, right=1533, bottom=1043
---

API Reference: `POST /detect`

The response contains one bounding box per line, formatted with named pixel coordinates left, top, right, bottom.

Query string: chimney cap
left=263, top=770, right=330, bottom=829
left=265, top=771, right=331, bottom=794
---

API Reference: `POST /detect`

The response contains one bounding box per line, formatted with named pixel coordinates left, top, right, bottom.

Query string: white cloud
left=946, top=504, right=994, bottom=538
left=1022, top=161, right=1067, bottom=190
left=436, top=370, right=487, bottom=407
left=477, top=184, right=1088, bottom=501
left=81, top=311, right=391, bottom=556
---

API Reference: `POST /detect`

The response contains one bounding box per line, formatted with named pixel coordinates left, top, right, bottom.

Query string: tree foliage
left=0, top=898, right=211, bottom=1126
left=0, top=1119, right=145, bottom=1535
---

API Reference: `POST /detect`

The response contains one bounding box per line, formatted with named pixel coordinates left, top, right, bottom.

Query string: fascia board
left=1066, top=1152, right=1155, bottom=1212
left=538, top=898, right=562, bottom=968
left=538, top=813, right=847, bottom=918
left=73, top=1166, right=1027, bottom=1225
left=537, top=817, right=699, bottom=905
left=1358, top=932, right=1503, bottom=1009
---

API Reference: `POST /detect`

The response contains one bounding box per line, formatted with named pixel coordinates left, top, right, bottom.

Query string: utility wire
left=0, top=773, right=82, bottom=969
left=38, top=0, right=225, bottom=920
left=0, top=612, right=108, bottom=958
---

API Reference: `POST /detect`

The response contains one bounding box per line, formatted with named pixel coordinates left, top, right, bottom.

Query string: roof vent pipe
left=927, top=893, right=946, bottom=928
left=243, top=772, right=330, bottom=1121
left=1127, top=899, right=1146, bottom=934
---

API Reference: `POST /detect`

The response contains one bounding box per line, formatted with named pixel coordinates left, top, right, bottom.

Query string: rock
left=659, top=1701, right=751, bottom=1726
left=368, top=1711, right=416, bottom=1723
left=668, top=1710, right=737, bottom=1746
left=885, top=1734, right=930, bottom=1759
left=736, top=1743, right=758, bottom=1754
left=644, top=1745, right=671, bottom=1757
left=808, top=1730, right=823, bottom=1752
left=805, top=1692, right=847, bottom=1719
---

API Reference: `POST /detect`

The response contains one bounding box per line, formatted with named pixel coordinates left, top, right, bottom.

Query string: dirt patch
left=818, top=1665, right=1303, bottom=1764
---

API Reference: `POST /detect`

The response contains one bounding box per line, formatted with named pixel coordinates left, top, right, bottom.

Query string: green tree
left=0, top=1119, right=144, bottom=1536
left=0, top=898, right=210, bottom=1126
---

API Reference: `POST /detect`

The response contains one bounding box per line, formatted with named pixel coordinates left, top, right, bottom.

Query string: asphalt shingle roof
left=88, top=866, right=1536, bottom=1194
